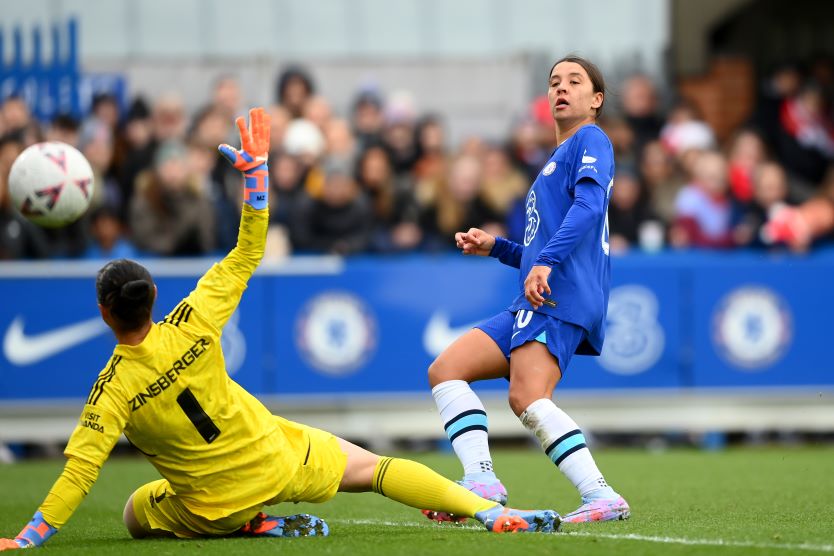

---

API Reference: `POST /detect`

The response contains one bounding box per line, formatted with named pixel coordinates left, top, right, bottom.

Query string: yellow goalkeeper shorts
left=131, top=423, right=347, bottom=538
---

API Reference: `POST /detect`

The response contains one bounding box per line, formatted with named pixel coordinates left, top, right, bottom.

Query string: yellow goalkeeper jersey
left=39, top=206, right=309, bottom=526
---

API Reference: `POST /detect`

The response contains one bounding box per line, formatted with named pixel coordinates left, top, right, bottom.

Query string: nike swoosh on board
left=3, top=316, right=109, bottom=366
left=422, top=311, right=483, bottom=357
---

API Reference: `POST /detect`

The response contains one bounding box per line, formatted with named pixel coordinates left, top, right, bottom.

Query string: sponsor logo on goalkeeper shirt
left=295, top=292, right=377, bottom=376
left=81, top=410, right=105, bottom=433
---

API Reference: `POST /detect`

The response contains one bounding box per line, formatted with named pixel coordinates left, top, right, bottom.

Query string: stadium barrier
left=1, top=251, right=833, bottom=445
left=0, top=18, right=126, bottom=121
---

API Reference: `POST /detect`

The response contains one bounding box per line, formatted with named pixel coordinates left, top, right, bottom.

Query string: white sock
left=520, top=398, right=614, bottom=499
left=432, top=380, right=496, bottom=479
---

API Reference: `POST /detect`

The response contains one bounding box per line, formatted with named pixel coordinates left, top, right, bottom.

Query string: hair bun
left=121, top=280, right=152, bottom=301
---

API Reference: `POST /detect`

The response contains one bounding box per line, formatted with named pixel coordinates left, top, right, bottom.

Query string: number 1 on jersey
left=176, top=387, right=221, bottom=443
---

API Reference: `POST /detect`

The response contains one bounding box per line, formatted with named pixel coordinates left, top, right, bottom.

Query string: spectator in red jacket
left=670, top=150, right=735, bottom=249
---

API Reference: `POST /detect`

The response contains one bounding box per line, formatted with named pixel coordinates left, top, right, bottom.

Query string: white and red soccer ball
left=8, top=141, right=95, bottom=228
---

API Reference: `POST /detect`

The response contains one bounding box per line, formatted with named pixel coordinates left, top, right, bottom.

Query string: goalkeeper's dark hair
left=96, top=259, right=155, bottom=332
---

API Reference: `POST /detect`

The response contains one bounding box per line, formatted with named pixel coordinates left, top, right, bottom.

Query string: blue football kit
left=478, top=124, right=614, bottom=370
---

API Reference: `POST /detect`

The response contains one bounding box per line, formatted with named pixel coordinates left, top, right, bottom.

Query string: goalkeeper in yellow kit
left=0, top=108, right=559, bottom=550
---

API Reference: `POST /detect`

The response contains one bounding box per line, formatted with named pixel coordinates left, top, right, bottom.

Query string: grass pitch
left=1, top=448, right=832, bottom=555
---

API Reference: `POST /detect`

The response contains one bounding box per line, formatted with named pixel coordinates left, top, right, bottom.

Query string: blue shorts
left=475, top=310, right=588, bottom=373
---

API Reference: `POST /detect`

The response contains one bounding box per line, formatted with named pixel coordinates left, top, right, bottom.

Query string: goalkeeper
left=0, top=108, right=558, bottom=550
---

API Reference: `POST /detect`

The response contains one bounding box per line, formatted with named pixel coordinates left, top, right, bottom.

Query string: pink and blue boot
left=562, top=495, right=630, bottom=523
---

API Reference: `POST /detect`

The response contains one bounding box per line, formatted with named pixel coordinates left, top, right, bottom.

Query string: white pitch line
left=333, top=519, right=834, bottom=553
left=566, top=531, right=834, bottom=553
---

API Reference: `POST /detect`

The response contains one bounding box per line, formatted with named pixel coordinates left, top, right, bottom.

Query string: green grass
left=1, top=448, right=833, bottom=555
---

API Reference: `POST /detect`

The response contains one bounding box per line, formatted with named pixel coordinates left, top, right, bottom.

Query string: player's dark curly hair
left=96, top=259, right=155, bottom=332
left=550, top=55, right=607, bottom=118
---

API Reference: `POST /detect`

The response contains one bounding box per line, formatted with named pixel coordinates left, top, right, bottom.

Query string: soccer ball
left=8, top=141, right=95, bottom=228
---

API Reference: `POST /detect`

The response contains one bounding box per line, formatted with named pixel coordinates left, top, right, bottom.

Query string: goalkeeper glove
left=0, top=511, right=57, bottom=550
left=218, top=106, right=272, bottom=210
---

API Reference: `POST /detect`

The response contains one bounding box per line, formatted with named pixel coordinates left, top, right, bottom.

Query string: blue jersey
left=496, top=124, right=614, bottom=355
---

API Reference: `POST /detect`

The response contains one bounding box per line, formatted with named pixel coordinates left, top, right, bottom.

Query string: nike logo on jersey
left=422, top=311, right=481, bottom=357
left=2, top=316, right=108, bottom=366
left=581, top=151, right=597, bottom=164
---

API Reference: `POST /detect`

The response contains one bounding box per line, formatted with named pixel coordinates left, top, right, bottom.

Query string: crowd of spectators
left=1, top=58, right=833, bottom=261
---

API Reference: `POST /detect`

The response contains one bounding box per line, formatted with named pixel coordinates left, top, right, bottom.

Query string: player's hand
left=524, top=265, right=552, bottom=309
left=0, top=537, right=28, bottom=550
left=455, top=228, right=495, bottom=256
left=0, top=538, right=20, bottom=550
left=4, top=512, right=56, bottom=550
left=218, top=107, right=271, bottom=210
left=218, top=107, right=271, bottom=171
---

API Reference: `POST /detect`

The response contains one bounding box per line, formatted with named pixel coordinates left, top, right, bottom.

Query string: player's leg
left=336, top=437, right=559, bottom=533
left=427, top=312, right=512, bottom=505
left=124, top=493, right=167, bottom=539
left=508, top=318, right=629, bottom=523
left=124, top=480, right=195, bottom=539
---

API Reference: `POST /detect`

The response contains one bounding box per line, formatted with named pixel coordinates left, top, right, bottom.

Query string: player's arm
left=532, top=181, right=606, bottom=268
left=489, top=236, right=523, bottom=268
left=0, top=382, right=127, bottom=550
left=182, top=107, right=271, bottom=329
left=525, top=130, right=611, bottom=308
left=455, top=228, right=523, bottom=268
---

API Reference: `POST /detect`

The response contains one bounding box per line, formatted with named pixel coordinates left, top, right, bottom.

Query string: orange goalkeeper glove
left=218, top=107, right=271, bottom=210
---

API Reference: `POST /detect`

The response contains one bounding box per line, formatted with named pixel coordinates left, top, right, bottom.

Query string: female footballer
left=426, top=56, right=630, bottom=524
left=0, top=108, right=559, bottom=550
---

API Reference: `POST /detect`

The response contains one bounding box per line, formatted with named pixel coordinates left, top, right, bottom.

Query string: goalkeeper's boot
left=422, top=477, right=508, bottom=523
left=475, top=504, right=561, bottom=533
left=562, top=495, right=630, bottom=523
left=239, top=512, right=329, bottom=537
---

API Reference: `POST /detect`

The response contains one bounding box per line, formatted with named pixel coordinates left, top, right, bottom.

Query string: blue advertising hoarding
left=688, top=254, right=833, bottom=388
left=1, top=251, right=832, bottom=404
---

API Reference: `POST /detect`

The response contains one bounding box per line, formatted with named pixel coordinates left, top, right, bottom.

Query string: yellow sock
left=371, top=457, right=497, bottom=516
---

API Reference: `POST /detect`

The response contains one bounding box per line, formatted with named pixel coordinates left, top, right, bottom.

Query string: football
left=8, top=141, right=95, bottom=228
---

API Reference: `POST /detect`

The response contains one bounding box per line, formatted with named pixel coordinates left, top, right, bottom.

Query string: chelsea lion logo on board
left=542, top=161, right=557, bottom=176
left=296, top=291, right=377, bottom=376
left=712, top=286, right=792, bottom=370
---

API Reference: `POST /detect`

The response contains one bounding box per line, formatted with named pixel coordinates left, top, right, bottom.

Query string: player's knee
left=507, top=389, right=535, bottom=417
left=427, top=357, right=451, bottom=387
left=340, top=453, right=380, bottom=493
left=123, top=494, right=147, bottom=539
left=508, top=383, right=543, bottom=417
left=337, top=436, right=380, bottom=493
